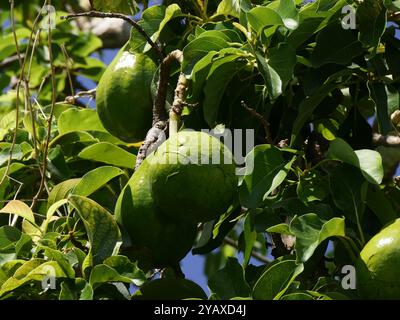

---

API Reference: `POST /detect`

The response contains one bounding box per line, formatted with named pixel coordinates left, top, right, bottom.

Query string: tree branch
left=241, top=101, right=273, bottom=144
left=223, top=236, right=272, bottom=264
left=372, top=133, right=400, bottom=147
left=135, top=50, right=184, bottom=170
left=61, top=11, right=164, bottom=62
left=64, top=88, right=96, bottom=104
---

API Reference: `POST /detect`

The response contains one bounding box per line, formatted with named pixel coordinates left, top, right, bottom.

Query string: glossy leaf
left=327, top=138, right=383, bottom=184
left=0, top=200, right=35, bottom=225
left=132, top=278, right=207, bottom=300
left=72, top=166, right=125, bottom=197
left=208, top=258, right=251, bottom=299
left=78, top=142, right=136, bottom=169
left=68, top=196, right=121, bottom=272
left=240, top=145, right=295, bottom=209
left=57, top=108, right=107, bottom=135
left=253, top=260, right=304, bottom=300
left=290, top=214, right=346, bottom=263
left=329, top=164, right=368, bottom=225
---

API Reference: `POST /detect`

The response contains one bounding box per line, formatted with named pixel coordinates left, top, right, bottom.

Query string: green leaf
left=366, top=186, right=398, bottom=225
left=287, top=8, right=326, bottom=48
left=208, top=258, right=251, bottom=299
left=0, top=110, right=18, bottom=141
left=247, top=7, right=293, bottom=35
left=92, top=0, right=137, bottom=14
left=357, top=0, right=387, bottom=52
left=104, top=255, right=146, bottom=286
left=47, top=145, right=71, bottom=180
left=267, top=223, right=293, bottom=235
left=130, top=5, right=165, bottom=53
left=217, top=0, right=241, bottom=17
left=243, top=214, right=257, bottom=267
left=281, top=292, right=315, bottom=300
left=0, top=226, right=21, bottom=252
left=183, top=32, right=230, bottom=75
left=132, top=278, right=207, bottom=300
left=0, top=260, right=69, bottom=297
left=47, top=178, right=81, bottom=209
left=68, top=196, right=121, bottom=271
left=327, top=138, right=384, bottom=184
left=291, top=69, right=352, bottom=145
left=268, top=43, right=297, bottom=92
left=0, top=200, right=35, bottom=225
left=192, top=207, right=242, bottom=255
left=0, top=28, right=31, bottom=61
left=0, top=144, right=23, bottom=166
left=329, top=164, right=368, bottom=225
left=49, top=131, right=97, bottom=148
left=289, top=214, right=346, bottom=263
left=240, top=145, right=295, bottom=209
left=89, top=264, right=133, bottom=289
left=203, top=54, right=247, bottom=126
left=297, top=170, right=329, bottom=203
left=78, top=142, right=136, bottom=169
left=57, top=108, right=107, bottom=135
left=145, top=4, right=183, bottom=51
left=59, top=278, right=93, bottom=300
left=311, top=24, right=363, bottom=67
left=72, top=166, right=125, bottom=197
left=253, top=260, right=304, bottom=300
left=255, top=53, right=283, bottom=99
left=69, top=33, right=103, bottom=58
left=367, top=81, right=396, bottom=135
left=42, top=199, right=69, bottom=233
left=38, top=246, right=75, bottom=278
left=270, top=0, right=300, bottom=30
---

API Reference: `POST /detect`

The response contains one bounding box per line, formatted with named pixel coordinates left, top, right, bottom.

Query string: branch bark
left=241, top=101, right=273, bottom=144
left=61, top=11, right=164, bottom=62
left=134, top=50, right=184, bottom=170
left=372, top=133, right=400, bottom=147
left=223, top=236, right=272, bottom=264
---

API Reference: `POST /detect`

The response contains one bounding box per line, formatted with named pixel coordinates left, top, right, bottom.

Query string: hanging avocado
left=96, top=44, right=157, bottom=142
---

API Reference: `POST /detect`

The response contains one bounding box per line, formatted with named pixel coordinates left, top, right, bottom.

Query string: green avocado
left=146, top=131, right=238, bottom=223
left=356, top=218, right=400, bottom=299
left=96, top=46, right=156, bottom=142
left=115, top=159, right=197, bottom=267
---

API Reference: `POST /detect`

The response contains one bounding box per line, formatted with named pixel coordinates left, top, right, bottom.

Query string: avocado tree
left=0, top=0, right=400, bottom=300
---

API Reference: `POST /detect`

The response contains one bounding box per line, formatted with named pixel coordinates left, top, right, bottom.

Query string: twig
left=64, top=88, right=96, bottom=104
left=1, top=0, right=46, bottom=188
left=0, top=199, right=47, bottom=203
left=0, top=54, right=25, bottom=68
left=61, top=11, right=164, bottom=62
left=60, top=43, right=75, bottom=97
left=26, top=29, right=42, bottom=163
left=372, top=133, right=400, bottom=147
left=31, top=8, right=57, bottom=209
left=134, top=50, right=184, bottom=170
left=241, top=101, right=273, bottom=144
left=1, top=1, right=19, bottom=188
left=223, top=236, right=272, bottom=264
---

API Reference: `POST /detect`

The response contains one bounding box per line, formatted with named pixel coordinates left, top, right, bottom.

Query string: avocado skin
left=96, top=47, right=156, bottom=142
left=147, top=131, right=238, bottom=223
left=356, top=218, right=400, bottom=299
left=115, top=159, right=197, bottom=267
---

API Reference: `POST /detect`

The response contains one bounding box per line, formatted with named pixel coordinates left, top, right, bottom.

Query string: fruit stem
left=169, top=111, right=179, bottom=137
left=169, top=73, right=187, bottom=137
